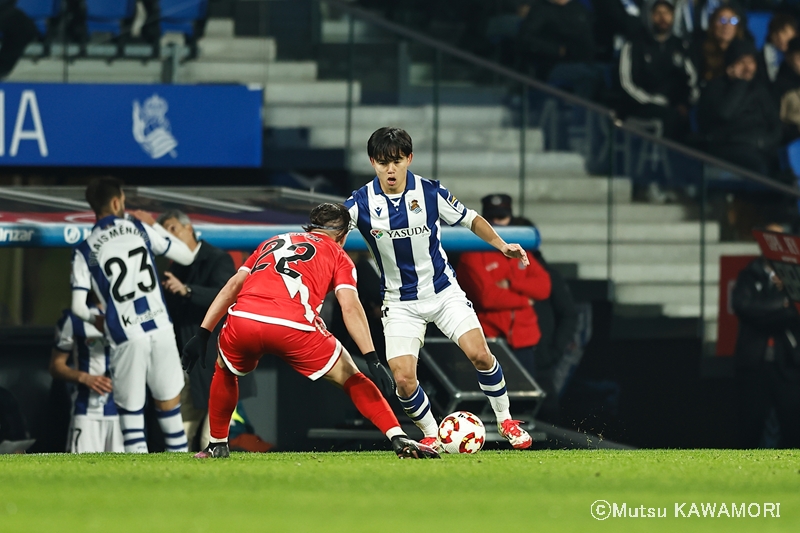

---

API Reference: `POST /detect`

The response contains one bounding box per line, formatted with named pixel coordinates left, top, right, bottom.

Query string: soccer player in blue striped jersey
left=70, top=177, right=193, bottom=453
left=50, top=306, right=123, bottom=453
left=344, top=127, right=533, bottom=450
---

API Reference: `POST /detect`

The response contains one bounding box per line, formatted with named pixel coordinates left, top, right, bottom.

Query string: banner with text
left=0, top=83, right=262, bottom=167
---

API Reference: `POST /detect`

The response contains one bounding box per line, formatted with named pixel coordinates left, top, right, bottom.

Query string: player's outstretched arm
left=130, top=210, right=195, bottom=266
left=200, top=270, right=248, bottom=332
left=336, top=288, right=395, bottom=398
left=470, top=215, right=530, bottom=266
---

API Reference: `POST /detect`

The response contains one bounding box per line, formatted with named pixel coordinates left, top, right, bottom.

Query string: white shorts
left=381, top=284, right=482, bottom=360
left=69, top=416, right=124, bottom=453
left=109, top=328, right=185, bottom=410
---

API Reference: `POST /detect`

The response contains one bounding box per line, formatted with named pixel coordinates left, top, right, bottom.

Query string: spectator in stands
left=156, top=210, right=251, bottom=451
left=456, top=194, right=551, bottom=378
left=656, top=0, right=740, bottom=40
left=732, top=223, right=800, bottom=448
left=593, top=0, right=646, bottom=62
left=517, top=0, right=600, bottom=101
left=761, top=13, right=797, bottom=83
left=698, top=38, right=781, bottom=176
left=773, top=36, right=800, bottom=142
left=694, top=4, right=747, bottom=81
left=618, top=0, right=699, bottom=141
left=0, top=1, right=37, bottom=79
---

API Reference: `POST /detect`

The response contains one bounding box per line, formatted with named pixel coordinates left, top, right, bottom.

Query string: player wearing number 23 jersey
left=71, top=177, right=194, bottom=453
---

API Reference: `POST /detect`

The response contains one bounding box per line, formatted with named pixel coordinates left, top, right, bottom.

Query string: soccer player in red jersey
left=181, top=203, right=439, bottom=459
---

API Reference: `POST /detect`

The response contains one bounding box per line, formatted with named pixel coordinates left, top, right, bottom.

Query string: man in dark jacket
left=698, top=38, right=782, bottom=175
left=732, top=228, right=800, bottom=448
left=157, top=210, right=249, bottom=450
left=618, top=0, right=699, bottom=140
left=0, top=1, right=36, bottom=79
left=518, top=0, right=599, bottom=100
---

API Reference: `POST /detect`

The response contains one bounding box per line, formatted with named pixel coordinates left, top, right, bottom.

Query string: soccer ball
left=437, top=411, right=486, bottom=454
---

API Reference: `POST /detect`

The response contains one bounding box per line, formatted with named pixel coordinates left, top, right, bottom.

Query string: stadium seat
left=16, top=0, right=60, bottom=39
left=85, top=0, right=137, bottom=38
left=159, top=0, right=208, bottom=40
left=747, top=11, right=772, bottom=50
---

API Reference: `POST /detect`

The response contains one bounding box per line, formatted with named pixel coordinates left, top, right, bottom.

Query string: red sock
left=208, top=364, right=239, bottom=441
left=344, top=373, right=401, bottom=435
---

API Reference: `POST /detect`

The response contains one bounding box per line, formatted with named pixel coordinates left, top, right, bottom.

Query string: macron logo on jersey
left=370, top=225, right=431, bottom=240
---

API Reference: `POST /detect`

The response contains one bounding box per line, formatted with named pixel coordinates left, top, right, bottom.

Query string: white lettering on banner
left=0, top=228, right=34, bottom=243
left=10, top=91, right=48, bottom=157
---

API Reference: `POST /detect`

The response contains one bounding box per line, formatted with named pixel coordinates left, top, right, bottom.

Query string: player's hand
left=80, top=373, right=113, bottom=395
left=93, top=314, right=105, bottom=334
left=163, top=271, right=188, bottom=296
left=182, top=327, right=211, bottom=373
left=130, top=210, right=156, bottom=226
left=364, top=351, right=396, bottom=399
left=496, top=279, right=510, bottom=290
left=502, top=243, right=529, bottom=266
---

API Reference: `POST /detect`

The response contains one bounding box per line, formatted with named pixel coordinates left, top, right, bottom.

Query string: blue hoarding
left=0, top=83, right=262, bottom=167
left=0, top=223, right=540, bottom=252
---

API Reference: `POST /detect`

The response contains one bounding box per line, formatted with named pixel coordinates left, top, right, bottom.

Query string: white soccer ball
left=437, top=411, right=486, bottom=454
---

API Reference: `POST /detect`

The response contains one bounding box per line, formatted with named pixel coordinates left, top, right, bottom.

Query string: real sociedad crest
left=132, top=94, right=178, bottom=159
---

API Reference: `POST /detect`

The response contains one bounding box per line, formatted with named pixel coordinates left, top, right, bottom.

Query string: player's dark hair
left=303, top=203, right=351, bottom=242
left=85, top=176, right=124, bottom=216
left=367, top=127, right=413, bottom=163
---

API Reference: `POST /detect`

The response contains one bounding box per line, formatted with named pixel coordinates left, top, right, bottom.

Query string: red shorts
left=218, top=314, right=342, bottom=380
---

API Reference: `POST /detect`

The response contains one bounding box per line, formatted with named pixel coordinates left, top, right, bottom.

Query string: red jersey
left=230, top=232, right=357, bottom=331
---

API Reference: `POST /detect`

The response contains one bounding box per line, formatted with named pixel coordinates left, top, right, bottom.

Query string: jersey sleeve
left=70, top=248, right=92, bottom=291
left=240, top=247, right=260, bottom=273
left=332, top=248, right=358, bottom=293
left=144, top=222, right=194, bottom=265
left=344, top=193, right=358, bottom=231
left=436, top=182, right=478, bottom=229
left=54, top=312, right=75, bottom=353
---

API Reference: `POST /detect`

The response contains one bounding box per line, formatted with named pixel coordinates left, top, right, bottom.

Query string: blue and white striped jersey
left=70, top=215, right=184, bottom=347
left=345, top=171, right=477, bottom=302
left=54, top=310, right=117, bottom=419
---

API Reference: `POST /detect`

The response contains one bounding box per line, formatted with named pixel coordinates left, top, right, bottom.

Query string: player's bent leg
left=153, top=395, right=188, bottom=452
left=457, top=326, right=532, bottom=450
left=323, top=350, right=439, bottom=459
left=387, top=353, right=440, bottom=442
left=196, top=356, right=236, bottom=459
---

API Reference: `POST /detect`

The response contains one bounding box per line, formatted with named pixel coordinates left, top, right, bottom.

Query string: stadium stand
left=747, top=10, right=772, bottom=50
left=159, top=0, right=207, bottom=41
left=16, top=0, right=60, bottom=39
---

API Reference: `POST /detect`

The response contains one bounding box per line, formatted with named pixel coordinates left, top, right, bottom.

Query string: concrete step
left=511, top=202, right=689, bottom=223
left=7, top=59, right=162, bottom=83
left=179, top=61, right=318, bottom=84
left=197, top=37, right=277, bottom=62
left=264, top=105, right=511, bottom=129
left=308, top=127, right=544, bottom=152
left=262, top=81, right=361, bottom=105
left=205, top=18, right=235, bottom=38
left=538, top=222, right=720, bottom=243
left=349, top=152, right=589, bottom=178
left=579, top=263, right=721, bottom=283
left=434, top=175, right=630, bottom=205
left=615, top=283, right=718, bottom=307
left=662, top=304, right=720, bottom=319
left=543, top=242, right=759, bottom=265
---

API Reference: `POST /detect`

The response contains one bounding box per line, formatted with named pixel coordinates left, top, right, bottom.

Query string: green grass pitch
left=0, top=450, right=798, bottom=533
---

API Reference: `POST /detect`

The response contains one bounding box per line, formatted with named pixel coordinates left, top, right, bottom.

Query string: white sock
left=397, top=384, right=439, bottom=438
left=156, top=404, right=188, bottom=452
left=118, top=406, right=148, bottom=453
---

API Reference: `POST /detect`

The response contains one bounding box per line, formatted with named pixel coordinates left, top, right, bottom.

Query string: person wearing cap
left=774, top=36, right=800, bottom=142
left=698, top=37, right=782, bottom=176
left=456, top=194, right=552, bottom=379
left=618, top=0, right=699, bottom=141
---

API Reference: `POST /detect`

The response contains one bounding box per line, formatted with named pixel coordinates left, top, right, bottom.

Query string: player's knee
left=468, top=346, right=494, bottom=371
left=393, top=372, right=417, bottom=396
